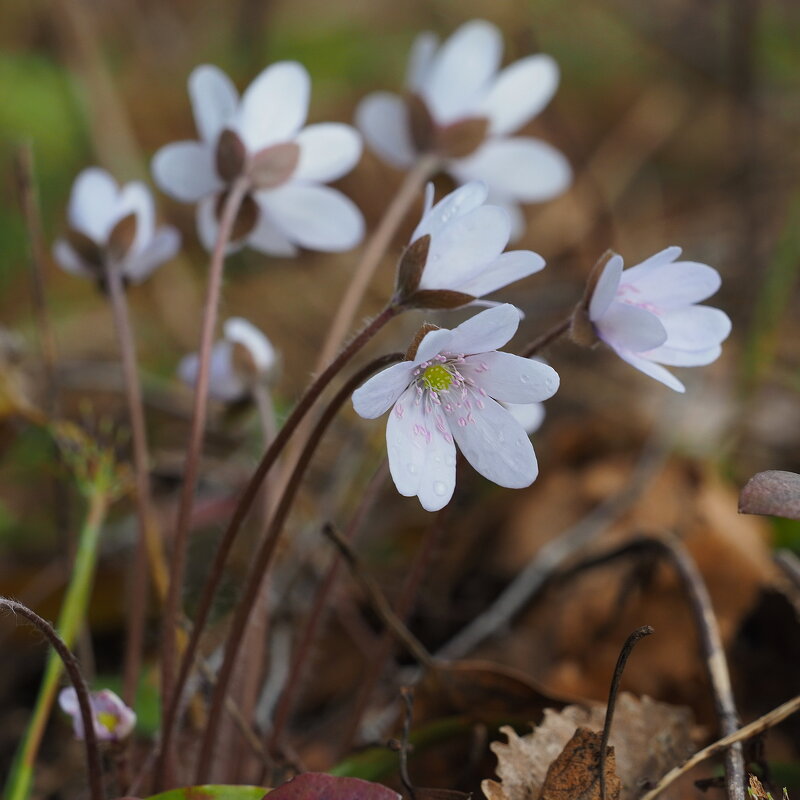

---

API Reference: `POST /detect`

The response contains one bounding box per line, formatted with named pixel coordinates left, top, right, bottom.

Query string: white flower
left=152, top=62, right=364, bottom=255
left=587, top=247, right=732, bottom=393
left=178, top=316, right=276, bottom=402
left=53, top=168, right=180, bottom=284
left=395, top=182, right=545, bottom=308
left=58, top=687, right=136, bottom=742
left=356, top=19, right=571, bottom=236
left=352, top=304, right=559, bottom=511
left=504, top=401, right=545, bottom=434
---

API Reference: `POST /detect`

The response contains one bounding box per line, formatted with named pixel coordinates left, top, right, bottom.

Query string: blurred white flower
left=58, top=687, right=136, bottom=742
left=152, top=62, right=364, bottom=255
left=394, top=181, right=545, bottom=308
left=53, top=168, right=180, bottom=284
left=503, top=401, right=545, bottom=434
left=586, top=247, right=732, bottom=392
left=356, top=19, right=571, bottom=237
left=352, top=304, right=559, bottom=511
left=179, top=317, right=277, bottom=402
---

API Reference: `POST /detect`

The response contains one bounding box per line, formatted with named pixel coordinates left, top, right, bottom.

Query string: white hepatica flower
left=59, top=687, right=136, bottom=742
left=53, top=168, right=180, bottom=284
left=394, top=181, right=545, bottom=308
left=152, top=62, right=364, bottom=255
left=356, top=19, right=571, bottom=234
left=179, top=317, right=276, bottom=403
left=586, top=247, right=732, bottom=392
left=352, top=304, right=559, bottom=511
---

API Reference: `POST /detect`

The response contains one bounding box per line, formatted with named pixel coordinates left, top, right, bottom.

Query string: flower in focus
left=352, top=304, right=559, bottom=511
left=152, top=62, right=364, bottom=255
left=356, top=19, right=571, bottom=236
left=53, top=168, right=180, bottom=285
left=179, top=317, right=276, bottom=402
left=58, top=687, right=136, bottom=742
left=394, top=181, right=545, bottom=309
left=579, top=247, right=731, bottom=392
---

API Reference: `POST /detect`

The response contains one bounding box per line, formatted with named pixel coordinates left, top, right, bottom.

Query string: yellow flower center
left=422, top=364, right=452, bottom=392
left=97, top=711, right=118, bottom=732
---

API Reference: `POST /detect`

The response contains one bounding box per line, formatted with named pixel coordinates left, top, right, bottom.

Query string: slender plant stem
left=194, top=353, right=403, bottom=782
left=157, top=305, right=399, bottom=786
left=160, top=176, right=249, bottom=765
left=0, top=598, right=106, bottom=800
left=3, top=490, right=109, bottom=800
left=521, top=316, right=572, bottom=358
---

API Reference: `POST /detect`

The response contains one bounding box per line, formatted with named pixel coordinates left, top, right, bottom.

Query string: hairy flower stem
left=160, top=176, right=250, bottom=765
left=0, top=598, right=106, bottom=800
left=3, top=491, right=109, bottom=800
left=521, top=316, right=572, bottom=358
left=157, top=307, right=399, bottom=787
left=194, top=352, right=403, bottom=783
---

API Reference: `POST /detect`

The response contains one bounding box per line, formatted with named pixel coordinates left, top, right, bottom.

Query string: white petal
left=58, top=687, right=80, bottom=714
left=447, top=303, right=520, bottom=355
left=196, top=195, right=218, bottom=251
left=412, top=181, right=488, bottom=241
left=451, top=136, right=572, bottom=202
left=597, top=302, right=667, bottom=352
left=53, top=239, right=94, bottom=279
left=415, top=328, right=455, bottom=365
left=68, top=167, right=119, bottom=242
left=644, top=344, right=722, bottom=367
left=480, top=55, right=559, bottom=135
left=189, top=65, right=239, bottom=143
left=116, top=182, right=154, bottom=253
left=618, top=246, right=681, bottom=282
left=424, top=19, right=503, bottom=124
left=237, top=61, right=310, bottom=151
left=615, top=349, right=685, bottom=393
left=256, top=184, right=364, bottom=252
left=456, top=249, right=545, bottom=298
left=124, top=227, right=181, bottom=283
left=589, top=254, right=624, bottom=320
left=490, top=196, right=526, bottom=242
left=179, top=342, right=247, bottom=402
left=352, top=362, right=416, bottom=419
left=152, top=141, right=221, bottom=203
left=462, top=352, right=559, bottom=403
left=660, top=306, right=732, bottom=349
left=246, top=206, right=298, bottom=256
left=406, top=31, right=439, bottom=91
left=447, top=391, right=537, bottom=488
left=622, top=261, right=722, bottom=309
left=224, top=317, right=276, bottom=373
left=355, top=92, right=417, bottom=168
left=504, top=402, right=545, bottom=434
left=294, top=123, right=362, bottom=183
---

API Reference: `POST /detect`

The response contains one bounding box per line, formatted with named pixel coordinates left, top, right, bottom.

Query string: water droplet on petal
left=520, top=373, right=530, bottom=383
left=433, top=481, right=447, bottom=496
left=408, top=463, right=418, bottom=475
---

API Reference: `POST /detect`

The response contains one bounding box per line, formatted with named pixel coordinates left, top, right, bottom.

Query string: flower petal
left=352, top=361, right=416, bottom=419
left=447, top=391, right=537, bottom=488
left=355, top=92, right=417, bottom=168
left=615, top=349, right=686, bottom=393
left=189, top=65, right=239, bottom=143
left=179, top=341, right=247, bottom=402
left=504, top=401, right=545, bottom=434
left=462, top=352, right=559, bottom=403
left=423, top=19, right=502, bottom=124
left=597, top=302, right=667, bottom=352
left=256, top=184, right=364, bottom=252
left=451, top=136, right=572, bottom=202
left=589, top=253, right=624, bottom=320
left=246, top=206, right=298, bottom=256
left=224, top=317, right=276, bottom=373
left=617, top=246, right=681, bottom=282
left=622, top=260, right=722, bottom=309
left=660, top=305, right=732, bottom=349
left=480, top=54, right=559, bottom=135
left=414, top=328, right=455, bottom=364
left=68, top=167, right=119, bottom=241
left=456, top=249, right=545, bottom=297
left=447, top=303, right=520, bottom=355
left=412, top=181, right=488, bottom=241
left=406, top=31, right=439, bottom=91
left=196, top=195, right=218, bottom=251
left=489, top=196, right=526, bottom=242
left=124, top=227, right=181, bottom=283
left=644, top=343, right=722, bottom=367
left=294, top=123, right=362, bottom=183
left=237, top=61, right=310, bottom=151
left=116, top=182, right=154, bottom=253
left=152, top=141, right=221, bottom=203
left=53, top=239, right=94, bottom=279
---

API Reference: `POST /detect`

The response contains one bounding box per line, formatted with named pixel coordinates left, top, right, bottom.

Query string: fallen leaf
left=267, top=773, right=400, bottom=800
left=739, top=471, right=800, bottom=521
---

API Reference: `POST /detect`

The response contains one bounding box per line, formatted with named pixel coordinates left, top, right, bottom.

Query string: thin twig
left=399, top=687, right=417, bottom=800
left=520, top=316, right=572, bottom=358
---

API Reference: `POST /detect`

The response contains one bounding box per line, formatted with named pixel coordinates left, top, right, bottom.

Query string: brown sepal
left=107, top=213, right=138, bottom=264
left=215, top=191, right=260, bottom=241
left=405, top=322, right=440, bottom=361
left=406, top=93, right=436, bottom=153
left=249, top=142, right=300, bottom=189
left=216, top=128, right=247, bottom=182
left=65, top=229, right=105, bottom=274
left=437, top=116, right=490, bottom=159
left=402, top=289, right=476, bottom=310
left=395, top=234, right=430, bottom=300
left=570, top=249, right=617, bottom=347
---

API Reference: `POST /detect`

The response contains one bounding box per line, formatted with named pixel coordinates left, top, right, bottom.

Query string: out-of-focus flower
left=503, top=401, right=545, bottom=434
left=179, top=317, right=276, bottom=402
left=577, top=247, right=731, bottom=392
left=58, top=687, right=136, bottom=742
left=356, top=19, right=571, bottom=237
left=394, top=181, right=545, bottom=309
left=352, top=304, right=559, bottom=511
left=152, top=62, right=364, bottom=255
left=53, top=168, right=180, bottom=285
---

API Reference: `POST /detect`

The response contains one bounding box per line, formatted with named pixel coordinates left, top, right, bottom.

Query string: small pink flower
left=59, top=687, right=136, bottom=742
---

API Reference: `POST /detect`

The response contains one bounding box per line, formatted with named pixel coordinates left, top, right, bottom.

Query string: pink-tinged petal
left=116, top=182, right=154, bottom=252
left=294, top=123, right=362, bottom=183
left=256, top=184, right=364, bottom=252
left=596, top=302, right=667, bottom=352
left=152, top=141, right=221, bottom=203
left=412, top=181, right=488, bottom=241
left=406, top=31, right=439, bottom=91
left=589, top=254, right=624, bottom=320
left=615, top=349, right=686, bottom=393
left=462, top=352, right=559, bottom=403
left=352, top=362, right=416, bottom=419
left=617, top=246, right=681, bottom=282
left=189, top=65, right=239, bottom=143
left=480, top=54, right=559, bottom=135
left=456, top=249, right=545, bottom=298
left=622, top=261, right=722, bottom=309
left=660, top=305, right=732, bottom=349
left=224, top=317, right=276, bottom=373
left=53, top=239, right=94, bottom=279
left=447, top=391, right=537, bottom=488
left=237, top=61, right=310, bottom=151
left=246, top=205, right=298, bottom=256
left=355, top=92, right=417, bottom=168
left=451, top=137, right=572, bottom=202
left=423, top=19, right=502, bottom=124
left=644, top=343, right=722, bottom=367
left=415, top=329, right=455, bottom=365
left=124, top=227, right=181, bottom=283
left=504, top=401, right=545, bottom=434
left=68, top=167, right=118, bottom=241
left=448, top=303, right=520, bottom=355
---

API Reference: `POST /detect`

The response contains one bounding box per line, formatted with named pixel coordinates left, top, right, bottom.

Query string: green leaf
left=144, top=786, right=269, bottom=800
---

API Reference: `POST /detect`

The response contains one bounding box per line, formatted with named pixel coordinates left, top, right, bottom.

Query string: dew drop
left=433, top=481, right=447, bottom=496
left=520, top=373, right=530, bottom=383
left=408, top=463, right=419, bottom=475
